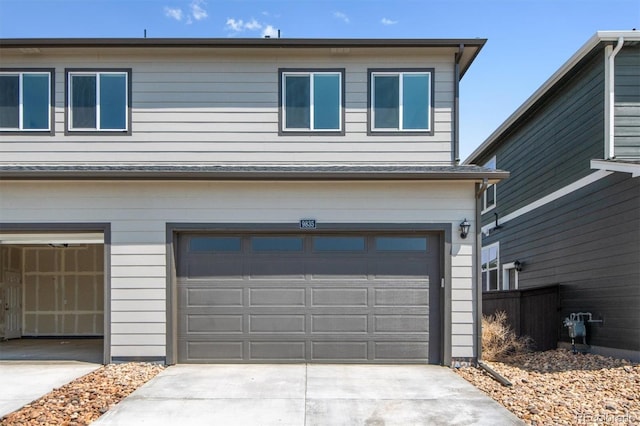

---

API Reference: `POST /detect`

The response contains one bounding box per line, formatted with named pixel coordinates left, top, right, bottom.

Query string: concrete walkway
left=0, top=362, right=101, bottom=418
left=95, top=364, right=523, bottom=426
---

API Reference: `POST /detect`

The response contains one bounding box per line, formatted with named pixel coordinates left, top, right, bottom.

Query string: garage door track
left=94, top=364, right=523, bottom=425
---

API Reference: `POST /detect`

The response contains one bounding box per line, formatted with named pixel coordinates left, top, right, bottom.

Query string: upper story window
left=0, top=70, right=53, bottom=133
left=280, top=69, right=344, bottom=134
left=369, top=69, right=433, bottom=134
left=482, top=156, right=497, bottom=212
left=66, top=69, right=131, bottom=134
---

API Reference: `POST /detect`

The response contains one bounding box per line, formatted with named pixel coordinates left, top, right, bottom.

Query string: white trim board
left=591, top=160, right=640, bottom=178
left=482, top=170, right=613, bottom=235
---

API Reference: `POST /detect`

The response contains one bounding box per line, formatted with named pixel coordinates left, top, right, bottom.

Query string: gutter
left=605, top=37, right=624, bottom=159
left=453, top=44, right=464, bottom=165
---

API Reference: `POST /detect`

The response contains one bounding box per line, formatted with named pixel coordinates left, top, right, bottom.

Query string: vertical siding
left=483, top=173, right=640, bottom=352
left=0, top=180, right=477, bottom=360
left=478, top=53, right=605, bottom=226
left=0, top=48, right=455, bottom=164
left=615, top=45, right=640, bottom=158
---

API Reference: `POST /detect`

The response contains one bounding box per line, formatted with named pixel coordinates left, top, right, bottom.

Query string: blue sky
left=1, top=0, right=638, bottom=160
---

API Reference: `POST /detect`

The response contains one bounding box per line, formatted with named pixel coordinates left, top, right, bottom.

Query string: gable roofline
left=0, top=37, right=486, bottom=78
left=464, top=30, right=640, bottom=164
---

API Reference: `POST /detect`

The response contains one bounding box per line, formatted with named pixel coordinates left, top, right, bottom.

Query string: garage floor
left=0, top=338, right=103, bottom=363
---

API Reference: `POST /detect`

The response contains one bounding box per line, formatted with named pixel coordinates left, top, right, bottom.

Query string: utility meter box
left=564, top=318, right=586, bottom=338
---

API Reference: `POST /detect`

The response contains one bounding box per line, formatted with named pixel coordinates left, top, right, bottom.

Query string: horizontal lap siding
left=615, top=45, right=640, bottom=158
left=0, top=180, right=477, bottom=359
left=483, top=173, right=640, bottom=352
left=477, top=53, right=605, bottom=226
left=0, top=50, right=454, bottom=164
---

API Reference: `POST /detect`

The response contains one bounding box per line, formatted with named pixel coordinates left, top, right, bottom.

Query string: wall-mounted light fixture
left=459, top=218, right=471, bottom=239
left=514, top=260, right=523, bottom=272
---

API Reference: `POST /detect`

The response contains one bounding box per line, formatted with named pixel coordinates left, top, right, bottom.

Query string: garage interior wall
left=0, top=245, right=22, bottom=337
left=23, top=244, right=104, bottom=336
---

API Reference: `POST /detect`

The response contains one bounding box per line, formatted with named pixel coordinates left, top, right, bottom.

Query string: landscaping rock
left=0, top=363, right=164, bottom=426
left=456, top=349, right=640, bottom=426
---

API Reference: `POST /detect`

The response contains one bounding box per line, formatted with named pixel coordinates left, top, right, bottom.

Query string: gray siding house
left=0, top=37, right=506, bottom=366
left=465, top=31, right=640, bottom=362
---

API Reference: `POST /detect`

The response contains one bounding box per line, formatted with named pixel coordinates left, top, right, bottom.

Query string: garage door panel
left=249, top=288, right=306, bottom=306
left=249, top=341, right=306, bottom=360
left=311, top=315, right=368, bottom=333
left=186, top=341, right=244, bottom=361
left=311, top=288, right=368, bottom=307
left=187, top=314, right=244, bottom=333
left=249, top=315, right=306, bottom=333
left=185, top=288, right=243, bottom=307
left=177, top=232, right=440, bottom=363
left=374, top=315, right=429, bottom=333
left=374, top=342, right=429, bottom=360
left=374, top=288, right=429, bottom=306
left=311, top=341, right=368, bottom=360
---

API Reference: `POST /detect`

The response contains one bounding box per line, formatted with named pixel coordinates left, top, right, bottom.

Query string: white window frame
left=370, top=70, right=432, bottom=132
left=0, top=71, right=51, bottom=132
left=281, top=71, right=343, bottom=132
left=481, top=242, right=500, bottom=291
left=502, top=262, right=519, bottom=290
left=67, top=71, right=129, bottom=132
left=482, top=156, right=497, bottom=213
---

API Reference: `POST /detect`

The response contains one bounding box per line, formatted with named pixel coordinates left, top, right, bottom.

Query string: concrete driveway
left=0, top=361, right=101, bottom=418
left=94, top=364, right=523, bottom=426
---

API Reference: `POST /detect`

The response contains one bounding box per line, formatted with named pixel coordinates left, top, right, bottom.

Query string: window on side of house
left=502, top=262, right=518, bottom=290
left=481, top=243, right=499, bottom=291
left=369, top=69, right=432, bottom=133
left=0, top=70, right=52, bottom=132
left=66, top=70, right=130, bottom=133
left=280, top=70, right=343, bottom=133
left=482, top=156, right=497, bottom=212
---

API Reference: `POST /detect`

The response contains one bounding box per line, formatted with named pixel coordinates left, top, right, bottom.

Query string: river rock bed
left=456, top=349, right=639, bottom=425
left=0, top=363, right=164, bottom=426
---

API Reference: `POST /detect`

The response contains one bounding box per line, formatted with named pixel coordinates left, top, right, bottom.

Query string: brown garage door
left=176, top=232, right=441, bottom=363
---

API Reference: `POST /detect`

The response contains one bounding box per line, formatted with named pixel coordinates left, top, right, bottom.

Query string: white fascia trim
left=591, top=159, right=640, bottom=178
left=481, top=170, right=613, bottom=235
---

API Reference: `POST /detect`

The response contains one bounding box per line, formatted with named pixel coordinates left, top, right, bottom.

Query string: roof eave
left=0, top=170, right=509, bottom=182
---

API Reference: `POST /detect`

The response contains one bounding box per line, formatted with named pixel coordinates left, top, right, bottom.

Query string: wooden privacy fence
left=482, top=285, right=559, bottom=351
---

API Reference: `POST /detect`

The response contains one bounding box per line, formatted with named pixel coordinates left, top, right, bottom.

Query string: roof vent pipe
left=605, top=37, right=624, bottom=159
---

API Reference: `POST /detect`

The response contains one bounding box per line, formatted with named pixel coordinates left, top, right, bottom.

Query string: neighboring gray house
left=0, top=37, right=507, bottom=366
left=465, top=31, right=640, bottom=362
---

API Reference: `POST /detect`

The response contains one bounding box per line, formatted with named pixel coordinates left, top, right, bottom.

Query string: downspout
left=475, top=180, right=487, bottom=363
left=604, top=37, right=624, bottom=159
left=453, top=44, right=464, bottom=165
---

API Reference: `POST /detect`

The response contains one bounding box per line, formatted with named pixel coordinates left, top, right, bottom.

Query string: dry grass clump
left=482, top=311, right=532, bottom=361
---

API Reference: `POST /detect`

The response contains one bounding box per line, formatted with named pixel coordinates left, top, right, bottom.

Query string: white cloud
left=381, top=18, right=398, bottom=25
left=334, top=11, right=350, bottom=23
left=226, top=18, right=244, bottom=32
left=226, top=17, right=277, bottom=37
left=191, top=0, right=208, bottom=21
left=164, top=7, right=183, bottom=21
left=262, top=25, right=279, bottom=38
left=245, top=19, right=262, bottom=30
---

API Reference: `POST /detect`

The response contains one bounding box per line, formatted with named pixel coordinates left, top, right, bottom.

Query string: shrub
left=482, top=311, right=532, bottom=361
